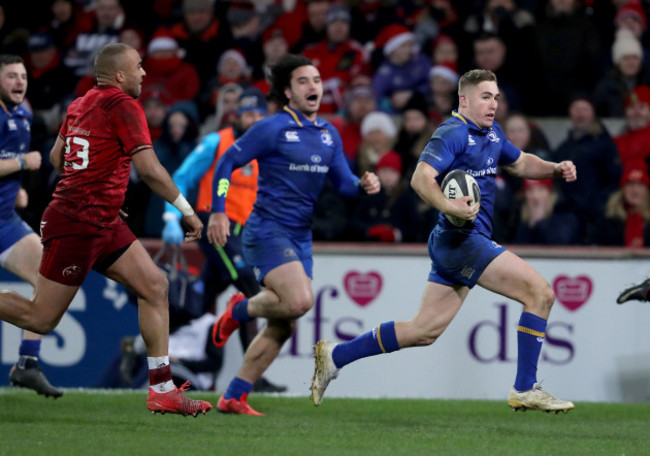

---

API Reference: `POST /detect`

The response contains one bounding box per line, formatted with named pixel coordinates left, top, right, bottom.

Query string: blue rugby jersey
left=418, top=111, right=521, bottom=236
left=0, top=100, right=31, bottom=221
left=211, top=106, right=361, bottom=231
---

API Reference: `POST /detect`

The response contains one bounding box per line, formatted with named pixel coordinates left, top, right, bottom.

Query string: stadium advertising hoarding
left=1, top=253, right=649, bottom=402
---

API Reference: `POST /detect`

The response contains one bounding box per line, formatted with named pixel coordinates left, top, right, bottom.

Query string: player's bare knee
left=527, top=283, right=555, bottom=314
left=140, top=269, right=169, bottom=303
left=286, top=294, right=313, bottom=318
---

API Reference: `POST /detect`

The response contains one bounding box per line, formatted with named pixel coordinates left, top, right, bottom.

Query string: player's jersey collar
left=452, top=110, right=493, bottom=134
left=283, top=105, right=320, bottom=128
left=0, top=99, right=15, bottom=115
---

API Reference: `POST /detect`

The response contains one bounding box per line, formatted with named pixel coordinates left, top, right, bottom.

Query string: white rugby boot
left=310, top=340, right=339, bottom=406
left=508, top=383, right=574, bottom=414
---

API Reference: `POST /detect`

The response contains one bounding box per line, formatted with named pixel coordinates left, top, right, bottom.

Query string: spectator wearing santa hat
left=511, top=179, right=580, bottom=246
left=593, top=28, right=650, bottom=117
left=303, top=3, right=369, bottom=114
left=357, top=111, right=398, bottom=175
left=348, top=150, right=427, bottom=243
left=372, top=24, right=432, bottom=114
left=198, top=48, right=251, bottom=119
left=615, top=85, right=650, bottom=169
left=428, top=63, right=459, bottom=118
left=141, top=34, right=201, bottom=108
left=615, top=0, right=647, bottom=41
left=593, top=163, right=650, bottom=247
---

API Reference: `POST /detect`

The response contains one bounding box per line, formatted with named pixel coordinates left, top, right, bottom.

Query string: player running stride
left=0, top=54, right=61, bottom=398
left=311, top=69, right=577, bottom=414
left=0, top=43, right=211, bottom=416
left=207, top=54, right=380, bottom=415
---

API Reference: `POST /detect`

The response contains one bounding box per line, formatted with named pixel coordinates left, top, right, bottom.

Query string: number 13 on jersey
left=64, top=136, right=90, bottom=170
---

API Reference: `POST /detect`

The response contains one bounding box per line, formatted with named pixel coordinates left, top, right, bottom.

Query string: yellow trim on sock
left=376, top=325, right=387, bottom=353
left=517, top=326, right=545, bottom=338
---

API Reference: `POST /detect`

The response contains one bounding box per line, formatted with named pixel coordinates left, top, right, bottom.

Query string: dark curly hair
left=269, top=54, right=314, bottom=106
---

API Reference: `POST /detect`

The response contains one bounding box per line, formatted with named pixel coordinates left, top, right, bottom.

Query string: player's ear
left=115, top=70, right=125, bottom=83
left=284, top=87, right=291, bottom=102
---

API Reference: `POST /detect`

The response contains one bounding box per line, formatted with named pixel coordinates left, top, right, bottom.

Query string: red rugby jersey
left=51, top=85, right=152, bottom=227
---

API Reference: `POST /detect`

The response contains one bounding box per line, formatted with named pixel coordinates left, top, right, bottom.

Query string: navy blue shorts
left=0, top=212, right=34, bottom=261
left=242, top=217, right=313, bottom=283
left=427, top=225, right=505, bottom=288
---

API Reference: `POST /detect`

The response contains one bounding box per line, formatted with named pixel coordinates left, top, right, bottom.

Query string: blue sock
left=232, top=299, right=251, bottom=322
left=19, top=339, right=41, bottom=358
left=224, top=377, right=253, bottom=400
left=332, top=321, right=400, bottom=369
left=514, top=312, right=548, bottom=392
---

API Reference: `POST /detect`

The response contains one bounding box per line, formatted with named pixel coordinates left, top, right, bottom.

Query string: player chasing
left=310, top=69, right=577, bottom=414
left=0, top=43, right=211, bottom=416
left=206, top=54, right=380, bottom=415
left=617, top=278, right=650, bottom=304
left=0, top=54, right=61, bottom=398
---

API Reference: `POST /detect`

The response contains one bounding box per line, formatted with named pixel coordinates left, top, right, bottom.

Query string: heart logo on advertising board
left=343, top=271, right=383, bottom=307
left=553, top=275, right=592, bottom=312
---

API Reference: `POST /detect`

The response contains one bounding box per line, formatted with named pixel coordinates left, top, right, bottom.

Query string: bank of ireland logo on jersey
left=320, top=130, right=333, bottom=146
left=311, top=155, right=322, bottom=163
left=285, top=131, right=300, bottom=142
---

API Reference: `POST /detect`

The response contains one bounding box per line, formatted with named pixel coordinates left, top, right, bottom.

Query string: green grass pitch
left=0, top=388, right=648, bottom=456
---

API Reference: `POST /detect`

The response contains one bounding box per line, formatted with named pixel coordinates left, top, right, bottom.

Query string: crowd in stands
left=4, top=0, right=650, bottom=247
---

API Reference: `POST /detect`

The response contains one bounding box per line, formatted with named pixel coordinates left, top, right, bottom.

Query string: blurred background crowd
left=3, top=0, right=650, bottom=247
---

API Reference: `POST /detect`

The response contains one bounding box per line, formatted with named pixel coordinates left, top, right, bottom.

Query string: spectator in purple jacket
left=372, top=24, right=431, bottom=114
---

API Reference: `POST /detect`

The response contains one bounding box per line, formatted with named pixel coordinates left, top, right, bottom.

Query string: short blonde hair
left=458, top=69, right=497, bottom=96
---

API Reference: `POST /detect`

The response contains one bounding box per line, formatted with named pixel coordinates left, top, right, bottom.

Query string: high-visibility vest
left=196, top=127, right=258, bottom=225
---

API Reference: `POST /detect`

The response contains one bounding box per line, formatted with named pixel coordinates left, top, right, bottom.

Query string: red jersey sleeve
left=107, top=96, right=153, bottom=156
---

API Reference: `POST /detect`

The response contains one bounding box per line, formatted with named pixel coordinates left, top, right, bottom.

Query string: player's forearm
left=0, top=157, right=24, bottom=177
left=507, top=152, right=557, bottom=180
left=411, top=163, right=452, bottom=213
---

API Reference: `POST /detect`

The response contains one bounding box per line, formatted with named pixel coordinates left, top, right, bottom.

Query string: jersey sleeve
left=107, top=97, right=153, bottom=156
left=211, top=119, right=276, bottom=213
left=326, top=125, right=361, bottom=196
left=418, top=124, right=466, bottom=174
left=165, top=132, right=220, bottom=217
left=499, top=138, right=522, bottom=165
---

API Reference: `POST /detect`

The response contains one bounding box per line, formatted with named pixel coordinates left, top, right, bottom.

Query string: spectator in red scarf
left=141, top=35, right=200, bottom=107
left=594, top=164, right=650, bottom=247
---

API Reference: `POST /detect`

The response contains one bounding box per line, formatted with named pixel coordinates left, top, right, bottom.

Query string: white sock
left=147, top=356, right=174, bottom=393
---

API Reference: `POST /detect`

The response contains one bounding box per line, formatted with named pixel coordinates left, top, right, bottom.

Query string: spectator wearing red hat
left=615, top=0, right=647, bottom=41
left=614, top=85, right=650, bottom=168
left=349, top=151, right=426, bottom=243
left=593, top=163, right=650, bottom=247
left=251, top=26, right=290, bottom=95
left=593, top=28, right=650, bottom=117
left=493, top=112, right=553, bottom=243
left=141, top=35, right=201, bottom=108
left=372, top=24, right=432, bottom=114
left=511, top=179, right=580, bottom=245
left=303, top=3, right=369, bottom=114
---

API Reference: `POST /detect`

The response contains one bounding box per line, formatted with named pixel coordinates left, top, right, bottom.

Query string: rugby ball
left=441, top=169, right=480, bottom=227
